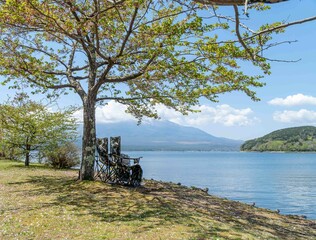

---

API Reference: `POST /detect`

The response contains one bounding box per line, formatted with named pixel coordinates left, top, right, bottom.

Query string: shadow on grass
left=138, top=181, right=316, bottom=239
left=6, top=171, right=316, bottom=239
left=12, top=175, right=209, bottom=235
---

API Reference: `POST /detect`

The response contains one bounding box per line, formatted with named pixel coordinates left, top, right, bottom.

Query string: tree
left=0, top=94, right=78, bottom=166
left=0, top=120, right=6, bottom=158
left=0, top=1, right=314, bottom=179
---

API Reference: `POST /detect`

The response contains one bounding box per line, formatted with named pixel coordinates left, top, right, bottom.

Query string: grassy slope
left=1, top=160, right=316, bottom=240
left=241, top=126, right=316, bottom=152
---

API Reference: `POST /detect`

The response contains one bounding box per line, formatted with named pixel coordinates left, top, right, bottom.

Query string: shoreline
left=17, top=154, right=316, bottom=219
left=147, top=178, right=312, bottom=220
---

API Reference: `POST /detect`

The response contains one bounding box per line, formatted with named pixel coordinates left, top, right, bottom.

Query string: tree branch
left=17, top=43, right=68, bottom=69
left=194, top=0, right=288, bottom=6
left=7, top=62, right=76, bottom=91
left=244, top=15, right=316, bottom=41
left=96, top=95, right=172, bottom=103
left=106, top=54, right=157, bottom=83
left=233, top=5, right=256, bottom=62
left=117, top=6, right=139, bottom=57
left=66, top=44, right=87, bottom=101
left=25, top=0, right=78, bottom=40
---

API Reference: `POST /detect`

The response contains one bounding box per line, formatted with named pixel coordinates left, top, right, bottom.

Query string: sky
left=1, top=0, right=316, bottom=141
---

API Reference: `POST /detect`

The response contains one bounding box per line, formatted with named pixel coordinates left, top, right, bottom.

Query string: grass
left=1, top=159, right=316, bottom=240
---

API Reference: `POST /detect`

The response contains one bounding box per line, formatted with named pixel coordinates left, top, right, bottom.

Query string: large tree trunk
left=79, top=98, right=97, bottom=180
left=194, top=0, right=288, bottom=5
left=25, top=144, right=31, bottom=167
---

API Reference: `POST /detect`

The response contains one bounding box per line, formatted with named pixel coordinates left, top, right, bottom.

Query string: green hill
left=241, top=126, right=316, bottom=152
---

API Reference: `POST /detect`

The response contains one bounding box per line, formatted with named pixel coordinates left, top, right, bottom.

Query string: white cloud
left=96, top=101, right=135, bottom=123
left=72, top=110, right=83, bottom=122
left=268, top=94, right=316, bottom=106
left=156, top=104, right=258, bottom=127
left=273, top=109, right=316, bottom=123
left=74, top=101, right=257, bottom=129
left=73, top=101, right=135, bottom=123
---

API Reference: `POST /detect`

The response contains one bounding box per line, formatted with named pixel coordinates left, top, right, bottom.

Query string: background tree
left=0, top=94, right=78, bottom=166
left=0, top=0, right=314, bottom=179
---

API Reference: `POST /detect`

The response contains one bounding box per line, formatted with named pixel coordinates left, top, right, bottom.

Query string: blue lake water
left=126, top=151, right=316, bottom=219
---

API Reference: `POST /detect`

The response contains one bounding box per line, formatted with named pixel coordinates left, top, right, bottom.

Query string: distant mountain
left=241, top=126, right=316, bottom=152
left=78, top=121, right=243, bottom=151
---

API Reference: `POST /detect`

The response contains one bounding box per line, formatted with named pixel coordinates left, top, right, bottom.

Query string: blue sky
left=1, top=0, right=316, bottom=140
left=174, top=0, right=316, bottom=140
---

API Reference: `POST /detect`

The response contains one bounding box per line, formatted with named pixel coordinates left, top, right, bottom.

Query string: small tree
left=0, top=94, right=78, bottom=166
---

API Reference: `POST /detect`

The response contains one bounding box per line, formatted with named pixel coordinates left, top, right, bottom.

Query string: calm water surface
left=126, top=151, right=316, bottom=219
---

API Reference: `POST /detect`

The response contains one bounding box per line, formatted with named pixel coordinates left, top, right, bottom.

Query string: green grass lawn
left=1, top=159, right=316, bottom=240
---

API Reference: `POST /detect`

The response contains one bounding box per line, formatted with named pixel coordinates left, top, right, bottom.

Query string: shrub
left=45, top=142, right=80, bottom=169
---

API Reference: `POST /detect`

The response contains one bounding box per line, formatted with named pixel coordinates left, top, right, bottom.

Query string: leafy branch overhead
left=0, top=1, right=314, bottom=116
left=0, top=1, right=294, bottom=116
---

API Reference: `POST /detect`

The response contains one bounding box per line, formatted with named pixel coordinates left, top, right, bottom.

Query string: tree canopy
left=0, top=0, right=315, bottom=179
left=0, top=0, right=271, bottom=110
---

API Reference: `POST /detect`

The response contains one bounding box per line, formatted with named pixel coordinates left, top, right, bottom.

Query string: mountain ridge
left=78, top=120, right=243, bottom=151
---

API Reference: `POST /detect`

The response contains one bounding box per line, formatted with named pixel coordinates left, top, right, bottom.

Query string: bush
left=45, top=142, right=80, bottom=169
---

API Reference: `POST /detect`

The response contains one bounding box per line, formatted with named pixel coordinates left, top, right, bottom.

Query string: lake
left=126, top=151, right=316, bottom=219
